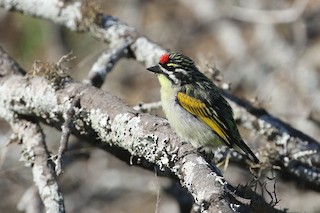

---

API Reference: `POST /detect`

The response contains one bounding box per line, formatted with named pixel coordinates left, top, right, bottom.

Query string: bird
left=147, top=52, right=259, bottom=164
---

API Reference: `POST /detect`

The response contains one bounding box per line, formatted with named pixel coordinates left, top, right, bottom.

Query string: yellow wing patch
left=177, top=92, right=229, bottom=143
left=199, top=116, right=228, bottom=142
left=177, top=92, right=208, bottom=117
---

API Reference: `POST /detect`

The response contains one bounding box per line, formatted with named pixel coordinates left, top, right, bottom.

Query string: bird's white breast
left=157, top=74, right=222, bottom=150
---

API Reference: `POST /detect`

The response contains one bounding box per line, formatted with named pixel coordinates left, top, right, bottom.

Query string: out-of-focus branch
left=0, top=0, right=166, bottom=68
left=84, top=40, right=133, bottom=88
left=224, top=0, right=308, bottom=24
left=179, top=0, right=308, bottom=24
left=0, top=0, right=165, bottom=90
left=13, top=120, right=65, bottom=213
left=17, top=187, right=43, bottom=213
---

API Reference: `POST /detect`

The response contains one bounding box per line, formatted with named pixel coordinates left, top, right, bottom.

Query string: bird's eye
left=166, top=63, right=178, bottom=71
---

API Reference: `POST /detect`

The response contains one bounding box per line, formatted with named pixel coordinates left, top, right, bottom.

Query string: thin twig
left=55, top=93, right=82, bottom=175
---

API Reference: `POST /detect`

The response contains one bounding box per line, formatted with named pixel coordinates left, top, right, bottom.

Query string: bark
left=1, top=0, right=319, bottom=212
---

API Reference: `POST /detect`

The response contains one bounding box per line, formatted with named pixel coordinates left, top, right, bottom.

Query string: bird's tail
left=239, top=140, right=260, bottom=164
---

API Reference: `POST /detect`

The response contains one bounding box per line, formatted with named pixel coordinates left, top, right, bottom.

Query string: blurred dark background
left=0, top=0, right=320, bottom=212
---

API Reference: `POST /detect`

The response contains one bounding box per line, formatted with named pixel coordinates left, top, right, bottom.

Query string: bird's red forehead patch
left=159, top=53, right=169, bottom=64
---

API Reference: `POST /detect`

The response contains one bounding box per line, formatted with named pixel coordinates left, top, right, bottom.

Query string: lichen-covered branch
left=0, top=46, right=285, bottom=212
left=0, top=48, right=229, bottom=212
left=0, top=1, right=319, bottom=212
left=14, top=119, right=65, bottom=213
left=0, top=46, right=65, bottom=213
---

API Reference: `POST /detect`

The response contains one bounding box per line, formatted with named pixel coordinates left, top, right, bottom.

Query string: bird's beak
left=147, top=65, right=162, bottom=74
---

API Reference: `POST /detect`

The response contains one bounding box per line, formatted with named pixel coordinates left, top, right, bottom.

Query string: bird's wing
left=177, top=85, right=260, bottom=163
left=176, top=90, right=232, bottom=147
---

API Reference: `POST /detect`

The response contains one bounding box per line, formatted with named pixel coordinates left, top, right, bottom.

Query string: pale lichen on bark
left=1, top=0, right=318, bottom=211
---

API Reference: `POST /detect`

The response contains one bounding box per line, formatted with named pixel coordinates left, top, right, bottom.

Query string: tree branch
left=14, top=119, right=65, bottom=213
left=223, top=91, right=320, bottom=189
left=0, top=46, right=284, bottom=212
left=1, top=0, right=319, bottom=210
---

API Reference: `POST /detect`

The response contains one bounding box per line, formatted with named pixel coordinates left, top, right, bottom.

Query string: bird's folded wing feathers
left=177, top=91, right=260, bottom=163
left=176, top=91, right=232, bottom=146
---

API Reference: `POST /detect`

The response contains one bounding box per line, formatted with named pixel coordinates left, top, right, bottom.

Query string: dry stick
left=55, top=93, right=82, bottom=175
